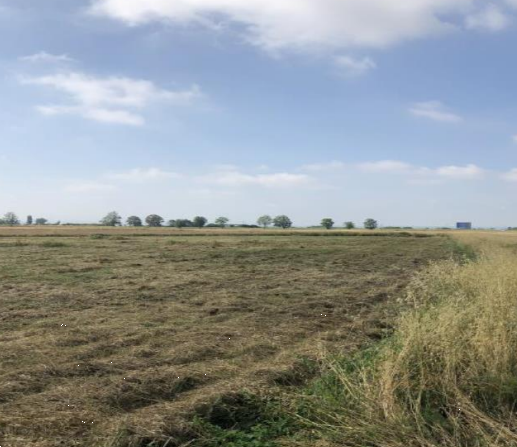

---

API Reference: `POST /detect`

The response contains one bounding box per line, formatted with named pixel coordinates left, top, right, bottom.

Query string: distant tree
left=170, top=219, right=193, bottom=228
left=193, top=216, right=208, bottom=228
left=26, top=215, right=33, bottom=225
left=215, top=217, right=229, bottom=228
left=3, top=212, right=20, bottom=226
left=126, top=216, right=143, bottom=227
left=145, top=214, right=164, bottom=227
left=257, top=215, right=273, bottom=229
left=321, top=218, right=334, bottom=230
left=273, top=215, right=293, bottom=229
left=344, top=221, right=355, bottom=230
left=35, top=218, right=48, bottom=225
left=100, top=211, right=122, bottom=227
left=364, top=218, right=378, bottom=230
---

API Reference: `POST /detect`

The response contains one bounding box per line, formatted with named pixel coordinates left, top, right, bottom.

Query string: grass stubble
left=0, top=230, right=451, bottom=447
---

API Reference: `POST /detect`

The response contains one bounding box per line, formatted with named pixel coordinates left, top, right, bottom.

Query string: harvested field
left=0, top=230, right=453, bottom=446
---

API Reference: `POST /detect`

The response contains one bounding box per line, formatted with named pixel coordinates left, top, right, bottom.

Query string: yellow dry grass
left=304, top=231, right=517, bottom=447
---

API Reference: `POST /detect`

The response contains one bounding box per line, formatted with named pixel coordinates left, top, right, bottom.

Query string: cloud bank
left=89, top=0, right=478, bottom=53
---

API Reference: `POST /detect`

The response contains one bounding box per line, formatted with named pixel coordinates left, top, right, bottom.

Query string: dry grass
left=0, top=230, right=451, bottom=446
left=303, top=232, right=517, bottom=447
left=0, top=225, right=437, bottom=238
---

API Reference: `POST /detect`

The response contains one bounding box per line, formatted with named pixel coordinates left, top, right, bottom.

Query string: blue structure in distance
left=456, top=222, right=472, bottom=230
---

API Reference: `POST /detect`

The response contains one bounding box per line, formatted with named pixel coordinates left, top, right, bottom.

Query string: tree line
left=0, top=211, right=379, bottom=230
left=100, top=212, right=378, bottom=230
left=0, top=213, right=49, bottom=226
left=99, top=212, right=297, bottom=228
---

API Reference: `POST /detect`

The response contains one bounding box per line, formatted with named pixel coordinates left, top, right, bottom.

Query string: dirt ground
left=0, top=231, right=452, bottom=446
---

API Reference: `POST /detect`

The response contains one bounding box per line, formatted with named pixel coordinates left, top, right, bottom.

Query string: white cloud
left=19, top=52, right=76, bottom=64
left=300, top=159, right=487, bottom=182
left=409, top=101, right=463, bottom=123
left=512, top=135, right=517, bottom=143
left=465, top=4, right=510, bottom=31
left=358, top=160, right=412, bottom=173
left=298, top=159, right=489, bottom=183
left=436, top=164, right=485, bottom=179
left=502, top=168, right=517, bottom=182
left=36, top=105, right=145, bottom=126
left=300, top=161, right=346, bottom=172
left=203, top=171, right=312, bottom=188
left=21, top=72, right=202, bottom=126
left=106, top=167, right=182, bottom=182
left=89, top=0, right=475, bottom=53
left=334, top=55, right=376, bottom=77
left=64, top=182, right=117, bottom=193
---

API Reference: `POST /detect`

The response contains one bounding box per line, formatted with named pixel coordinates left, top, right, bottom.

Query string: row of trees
left=99, top=212, right=378, bottom=230
left=0, top=211, right=378, bottom=230
left=0, top=213, right=48, bottom=226
left=101, top=212, right=212, bottom=228
left=320, top=218, right=378, bottom=230
left=100, top=212, right=296, bottom=229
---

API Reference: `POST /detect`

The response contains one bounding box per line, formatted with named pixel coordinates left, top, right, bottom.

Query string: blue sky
left=1, top=0, right=517, bottom=227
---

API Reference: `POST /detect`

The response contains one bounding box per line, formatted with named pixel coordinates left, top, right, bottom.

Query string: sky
left=1, top=0, right=517, bottom=227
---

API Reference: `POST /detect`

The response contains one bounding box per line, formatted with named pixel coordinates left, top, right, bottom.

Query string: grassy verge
left=299, top=244, right=517, bottom=446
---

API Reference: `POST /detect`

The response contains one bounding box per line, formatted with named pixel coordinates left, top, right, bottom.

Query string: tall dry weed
left=305, top=248, right=517, bottom=446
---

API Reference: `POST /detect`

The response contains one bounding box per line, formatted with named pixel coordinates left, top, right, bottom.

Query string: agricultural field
left=0, top=230, right=457, bottom=446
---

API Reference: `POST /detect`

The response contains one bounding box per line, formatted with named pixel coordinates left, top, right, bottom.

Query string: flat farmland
left=0, top=231, right=453, bottom=446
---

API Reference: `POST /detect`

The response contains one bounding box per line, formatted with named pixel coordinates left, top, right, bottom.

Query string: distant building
left=456, top=222, right=472, bottom=230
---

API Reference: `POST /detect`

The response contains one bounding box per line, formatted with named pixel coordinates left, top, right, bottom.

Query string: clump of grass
left=40, top=241, right=68, bottom=248
left=111, top=236, right=129, bottom=241
left=101, top=393, right=296, bottom=447
left=90, top=234, right=108, bottom=240
left=192, top=392, right=296, bottom=447
left=302, top=249, right=517, bottom=446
